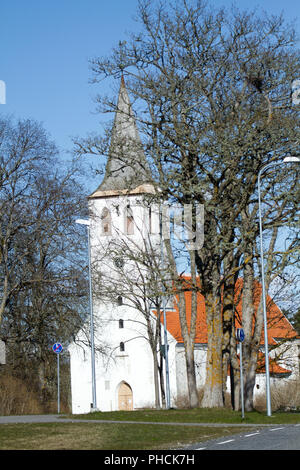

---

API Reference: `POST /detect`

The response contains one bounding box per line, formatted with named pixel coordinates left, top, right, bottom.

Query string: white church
left=68, top=78, right=300, bottom=414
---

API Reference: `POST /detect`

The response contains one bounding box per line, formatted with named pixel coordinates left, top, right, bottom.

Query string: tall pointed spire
left=90, top=76, right=153, bottom=197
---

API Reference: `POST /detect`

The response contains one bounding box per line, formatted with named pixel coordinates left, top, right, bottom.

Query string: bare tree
left=76, top=0, right=299, bottom=408
left=0, top=116, right=88, bottom=404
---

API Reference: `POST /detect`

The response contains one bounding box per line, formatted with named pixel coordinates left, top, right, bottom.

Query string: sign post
left=52, top=343, right=63, bottom=413
left=236, top=329, right=245, bottom=419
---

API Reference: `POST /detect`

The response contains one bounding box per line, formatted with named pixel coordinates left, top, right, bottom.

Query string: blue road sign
left=236, top=328, right=245, bottom=343
left=52, top=343, right=63, bottom=354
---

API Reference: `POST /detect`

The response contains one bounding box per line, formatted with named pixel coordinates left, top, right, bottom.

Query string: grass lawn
left=0, top=408, right=299, bottom=450
left=0, top=421, right=248, bottom=450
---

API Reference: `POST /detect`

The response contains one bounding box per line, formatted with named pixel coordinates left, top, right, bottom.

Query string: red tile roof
left=161, top=277, right=298, bottom=346
left=231, top=352, right=292, bottom=375
left=256, top=352, right=292, bottom=375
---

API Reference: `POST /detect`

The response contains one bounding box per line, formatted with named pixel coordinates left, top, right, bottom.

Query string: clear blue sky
left=1, top=0, right=299, bottom=192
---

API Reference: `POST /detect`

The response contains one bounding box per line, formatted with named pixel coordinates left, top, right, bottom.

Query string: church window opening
left=117, top=296, right=123, bottom=306
left=120, top=342, right=125, bottom=352
left=125, top=205, right=134, bottom=235
left=101, top=207, right=111, bottom=235
left=114, top=258, right=124, bottom=269
left=149, top=206, right=154, bottom=234
left=119, top=319, right=124, bottom=328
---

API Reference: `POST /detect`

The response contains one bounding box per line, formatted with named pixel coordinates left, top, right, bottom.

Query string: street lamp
left=159, top=207, right=171, bottom=410
left=258, top=155, right=299, bottom=417
left=76, top=218, right=97, bottom=411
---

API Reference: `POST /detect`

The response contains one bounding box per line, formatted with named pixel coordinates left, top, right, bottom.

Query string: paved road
left=186, top=424, right=300, bottom=450
left=0, top=414, right=63, bottom=424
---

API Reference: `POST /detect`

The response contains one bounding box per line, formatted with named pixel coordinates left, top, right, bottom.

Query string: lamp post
left=258, top=155, right=299, bottom=417
left=76, top=218, right=97, bottom=411
left=159, top=206, right=171, bottom=409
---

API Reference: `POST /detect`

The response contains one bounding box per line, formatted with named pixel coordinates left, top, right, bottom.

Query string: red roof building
left=161, top=277, right=299, bottom=376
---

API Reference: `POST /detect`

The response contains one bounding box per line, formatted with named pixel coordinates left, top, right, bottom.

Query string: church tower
left=69, top=77, right=162, bottom=413
left=88, top=75, right=160, bottom=276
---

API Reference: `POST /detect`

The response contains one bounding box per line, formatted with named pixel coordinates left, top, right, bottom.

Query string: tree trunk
left=185, top=339, right=199, bottom=408
left=157, top=319, right=166, bottom=407
left=222, top=268, right=237, bottom=406
left=229, top=360, right=241, bottom=410
left=202, top=291, right=224, bottom=408
left=165, top=239, right=199, bottom=408
left=241, top=239, right=263, bottom=412
left=243, top=293, right=264, bottom=412
left=153, top=351, right=161, bottom=409
left=244, top=349, right=258, bottom=411
left=158, top=354, right=166, bottom=407
left=230, top=333, right=241, bottom=410
left=177, top=288, right=199, bottom=408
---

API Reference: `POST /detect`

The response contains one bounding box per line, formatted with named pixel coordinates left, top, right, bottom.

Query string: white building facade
left=69, top=77, right=175, bottom=413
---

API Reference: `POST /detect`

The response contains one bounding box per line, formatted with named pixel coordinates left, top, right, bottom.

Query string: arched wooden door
left=118, top=382, right=133, bottom=411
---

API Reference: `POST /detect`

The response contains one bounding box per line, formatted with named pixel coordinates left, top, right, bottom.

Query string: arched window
left=119, top=319, right=124, bottom=328
left=125, top=205, right=134, bottom=235
left=101, top=207, right=111, bottom=235
left=120, top=342, right=125, bottom=352
left=117, top=296, right=123, bottom=306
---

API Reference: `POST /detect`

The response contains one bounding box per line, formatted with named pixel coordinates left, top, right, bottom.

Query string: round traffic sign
left=236, top=328, right=245, bottom=342
left=52, top=343, right=63, bottom=354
